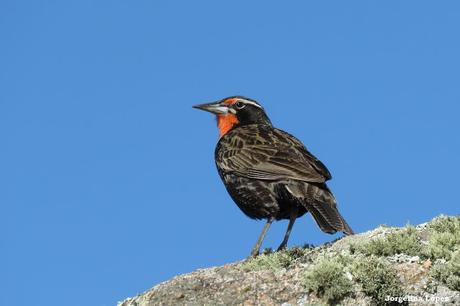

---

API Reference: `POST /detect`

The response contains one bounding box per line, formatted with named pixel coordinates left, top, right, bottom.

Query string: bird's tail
left=287, top=182, right=354, bottom=235
left=307, top=199, right=354, bottom=235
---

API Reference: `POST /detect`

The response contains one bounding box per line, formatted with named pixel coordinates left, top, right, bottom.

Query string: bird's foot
left=276, top=244, right=287, bottom=252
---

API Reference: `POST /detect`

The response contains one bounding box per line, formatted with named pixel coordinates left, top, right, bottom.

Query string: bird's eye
left=235, top=101, right=245, bottom=109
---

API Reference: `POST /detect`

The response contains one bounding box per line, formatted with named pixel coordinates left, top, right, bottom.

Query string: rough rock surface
left=119, top=216, right=460, bottom=306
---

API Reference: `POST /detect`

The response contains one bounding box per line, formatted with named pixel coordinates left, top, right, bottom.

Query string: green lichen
left=352, top=256, right=406, bottom=305
left=424, top=216, right=460, bottom=260
left=241, top=247, right=307, bottom=271
left=430, top=250, right=460, bottom=291
left=350, top=225, right=421, bottom=257
left=303, top=256, right=353, bottom=304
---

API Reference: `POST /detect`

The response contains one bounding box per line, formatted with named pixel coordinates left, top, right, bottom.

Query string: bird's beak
left=193, top=101, right=229, bottom=115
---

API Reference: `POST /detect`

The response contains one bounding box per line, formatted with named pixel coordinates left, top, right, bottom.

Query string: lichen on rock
left=119, top=215, right=460, bottom=306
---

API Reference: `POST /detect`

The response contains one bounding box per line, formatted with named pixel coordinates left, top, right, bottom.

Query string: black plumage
left=194, top=96, right=353, bottom=256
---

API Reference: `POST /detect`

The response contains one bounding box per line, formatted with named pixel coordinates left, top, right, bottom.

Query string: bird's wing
left=217, top=126, right=331, bottom=183
left=275, top=129, right=332, bottom=180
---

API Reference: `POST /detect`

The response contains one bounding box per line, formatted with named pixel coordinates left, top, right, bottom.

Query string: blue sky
left=1, top=1, right=459, bottom=305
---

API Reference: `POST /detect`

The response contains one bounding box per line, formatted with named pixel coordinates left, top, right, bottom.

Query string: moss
left=431, top=250, right=460, bottom=291
left=350, top=225, right=421, bottom=257
left=352, top=256, right=406, bottom=305
left=424, top=216, right=460, bottom=260
left=303, top=256, right=353, bottom=304
left=241, top=247, right=306, bottom=271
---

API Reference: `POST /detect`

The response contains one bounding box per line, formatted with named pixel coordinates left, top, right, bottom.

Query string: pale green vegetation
left=351, top=255, right=406, bottom=305
left=424, top=215, right=460, bottom=260
left=349, top=215, right=460, bottom=292
left=430, top=250, right=460, bottom=291
left=240, top=247, right=307, bottom=271
left=426, top=216, right=460, bottom=291
left=240, top=215, right=460, bottom=304
left=349, top=216, right=460, bottom=261
left=349, top=225, right=421, bottom=257
left=303, top=256, right=353, bottom=304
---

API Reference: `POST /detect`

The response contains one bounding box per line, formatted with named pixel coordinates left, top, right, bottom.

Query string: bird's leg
left=276, top=207, right=298, bottom=251
left=250, top=217, right=275, bottom=257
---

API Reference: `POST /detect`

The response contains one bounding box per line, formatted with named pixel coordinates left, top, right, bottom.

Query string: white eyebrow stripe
left=239, top=99, right=262, bottom=109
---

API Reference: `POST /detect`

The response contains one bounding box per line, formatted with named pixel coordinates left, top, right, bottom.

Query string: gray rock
left=118, top=216, right=460, bottom=306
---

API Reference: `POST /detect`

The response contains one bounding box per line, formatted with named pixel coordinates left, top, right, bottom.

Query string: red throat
left=217, top=114, right=239, bottom=138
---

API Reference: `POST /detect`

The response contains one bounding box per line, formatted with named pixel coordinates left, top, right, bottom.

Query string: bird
left=193, top=96, right=353, bottom=257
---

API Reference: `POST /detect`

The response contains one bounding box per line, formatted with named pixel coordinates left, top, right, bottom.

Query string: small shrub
left=351, top=226, right=421, bottom=257
left=241, top=247, right=306, bottom=271
left=303, top=256, right=353, bottom=304
left=430, top=250, right=460, bottom=291
left=425, top=232, right=459, bottom=260
left=352, top=256, right=406, bottom=305
left=428, top=215, right=460, bottom=233
left=425, top=216, right=460, bottom=260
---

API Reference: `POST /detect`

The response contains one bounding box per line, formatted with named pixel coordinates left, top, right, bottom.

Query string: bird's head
left=193, top=96, right=271, bottom=138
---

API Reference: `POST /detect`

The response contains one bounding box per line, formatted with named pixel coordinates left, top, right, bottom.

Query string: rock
left=119, top=215, right=460, bottom=306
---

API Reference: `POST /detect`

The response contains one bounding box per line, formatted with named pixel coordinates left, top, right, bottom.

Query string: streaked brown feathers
left=194, top=96, right=353, bottom=255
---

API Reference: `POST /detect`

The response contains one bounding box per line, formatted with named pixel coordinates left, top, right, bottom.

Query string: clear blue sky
left=2, top=1, right=459, bottom=305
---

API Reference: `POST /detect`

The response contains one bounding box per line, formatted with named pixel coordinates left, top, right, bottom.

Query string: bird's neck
left=217, top=114, right=239, bottom=138
left=217, top=113, right=273, bottom=138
